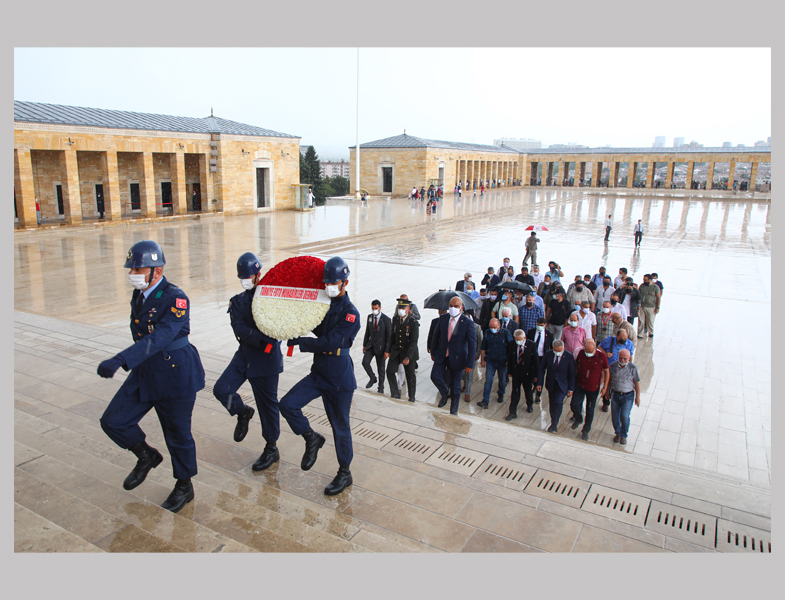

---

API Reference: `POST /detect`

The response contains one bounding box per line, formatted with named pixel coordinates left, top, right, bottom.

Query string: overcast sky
left=14, top=47, right=771, bottom=160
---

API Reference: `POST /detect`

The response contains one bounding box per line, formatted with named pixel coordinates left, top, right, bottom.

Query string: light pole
left=355, top=48, right=361, bottom=199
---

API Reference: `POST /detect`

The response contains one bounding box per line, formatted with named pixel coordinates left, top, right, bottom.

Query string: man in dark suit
left=430, top=297, right=476, bottom=415
left=385, top=299, right=419, bottom=402
left=478, top=286, right=499, bottom=331
left=537, top=339, right=575, bottom=432
left=526, top=317, right=553, bottom=404
left=505, top=329, right=540, bottom=419
left=362, top=299, right=391, bottom=394
left=455, top=272, right=472, bottom=292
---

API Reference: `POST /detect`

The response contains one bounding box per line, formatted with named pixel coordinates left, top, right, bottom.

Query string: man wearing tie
left=537, top=339, right=575, bottom=433
left=526, top=316, right=553, bottom=404
left=604, top=214, right=613, bottom=241
left=505, top=329, right=540, bottom=419
left=634, top=220, right=644, bottom=247
left=430, top=297, right=476, bottom=415
left=362, top=299, right=391, bottom=394
left=385, top=299, right=419, bottom=402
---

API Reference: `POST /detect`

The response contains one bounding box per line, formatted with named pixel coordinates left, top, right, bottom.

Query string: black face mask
left=575, top=286, right=583, bottom=292
left=616, top=337, right=624, bottom=343
left=611, top=299, right=617, bottom=305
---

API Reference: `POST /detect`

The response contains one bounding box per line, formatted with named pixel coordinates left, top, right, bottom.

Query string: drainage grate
left=350, top=422, right=401, bottom=449
left=381, top=433, right=439, bottom=462
left=309, top=412, right=359, bottom=436
left=523, top=470, right=589, bottom=508
left=471, top=457, right=536, bottom=491
left=424, top=444, right=488, bottom=477
left=644, top=501, right=716, bottom=549
left=579, top=484, right=650, bottom=527
left=716, top=519, right=771, bottom=553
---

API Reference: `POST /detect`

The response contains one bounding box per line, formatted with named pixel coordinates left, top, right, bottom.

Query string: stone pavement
left=13, top=187, right=771, bottom=552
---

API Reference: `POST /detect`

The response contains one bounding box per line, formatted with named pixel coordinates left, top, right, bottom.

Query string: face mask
left=241, top=278, right=255, bottom=290
left=516, top=339, right=525, bottom=346
left=570, top=321, right=578, bottom=328
left=603, top=282, right=610, bottom=287
left=616, top=337, right=624, bottom=344
left=372, top=309, right=380, bottom=316
left=128, top=273, right=149, bottom=290
left=503, top=262, right=509, bottom=267
left=398, top=309, right=407, bottom=317
left=525, top=301, right=533, bottom=307
left=652, top=278, right=657, bottom=283
left=325, top=283, right=342, bottom=298
left=448, top=306, right=461, bottom=317
left=584, top=281, right=591, bottom=286
left=553, top=351, right=564, bottom=357
left=536, top=325, right=545, bottom=332
left=574, top=304, right=581, bottom=312
left=611, top=299, right=618, bottom=305
left=502, top=316, right=510, bottom=323
left=489, top=294, right=497, bottom=301
left=490, top=328, right=499, bottom=334
left=601, top=307, right=611, bottom=314
left=585, top=351, right=595, bottom=358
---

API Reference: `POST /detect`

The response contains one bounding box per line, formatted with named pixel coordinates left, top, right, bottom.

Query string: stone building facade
left=13, top=101, right=301, bottom=228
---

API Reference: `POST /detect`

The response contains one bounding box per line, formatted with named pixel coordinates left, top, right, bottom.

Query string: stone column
left=60, top=149, right=83, bottom=225
left=591, top=161, right=602, bottom=187
left=664, top=161, right=675, bottom=188
left=610, top=162, right=619, bottom=188
left=140, top=152, right=157, bottom=217
left=706, top=162, right=715, bottom=189
left=555, top=161, right=563, bottom=186
left=578, top=162, right=586, bottom=185
left=14, top=149, right=38, bottom=228
left=101, top=151, right=122, bottom=220
left=627, top=162, right=636, bottom=188
left=728, top=160, right=736, bottom=188
left=749, top=162, right=759, bottom=191
left=199, top=153, right=210, bottom=209
left=645, top=161, right=655, bottom=188
left=170, top=152, right=187, bottom=215
left=685, top=161, right=695, bottom=189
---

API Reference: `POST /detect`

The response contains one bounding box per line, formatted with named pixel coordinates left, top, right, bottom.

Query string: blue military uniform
left=214, top=288, right=283, bottom=443
left=279, top=292, right=361, bottom=468
left=100, top=276, right=205, bottom=480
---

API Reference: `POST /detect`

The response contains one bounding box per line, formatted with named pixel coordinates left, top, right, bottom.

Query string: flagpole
left=355, top=48, right=361, bottom=199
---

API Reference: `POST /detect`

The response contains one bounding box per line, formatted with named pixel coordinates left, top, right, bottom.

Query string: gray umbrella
left=423, top=290, right=480, bottom=311
left=498, top=280, right=536, bottom=294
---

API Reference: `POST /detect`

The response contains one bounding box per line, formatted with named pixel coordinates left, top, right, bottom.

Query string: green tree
left=326, top=175, right=349, bottom=196
left=300, top=146, right=328, bottom=204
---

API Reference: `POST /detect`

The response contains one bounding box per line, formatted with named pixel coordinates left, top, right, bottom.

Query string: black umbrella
left=423, top=290, right=480, bottom=311
left=498, top=280, right=536, bottom=294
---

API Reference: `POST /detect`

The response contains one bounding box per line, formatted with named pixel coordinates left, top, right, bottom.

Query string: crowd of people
left=360, top=252, right=663, bottom=447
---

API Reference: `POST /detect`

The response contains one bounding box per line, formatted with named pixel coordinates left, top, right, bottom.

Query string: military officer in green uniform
left=385, top=298, right=419, bottom=402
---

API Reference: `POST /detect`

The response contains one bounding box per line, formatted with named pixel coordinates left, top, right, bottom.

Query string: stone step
left=13, top=407, right=417, bottom=552
left=14, top=502, right=103, bottom=552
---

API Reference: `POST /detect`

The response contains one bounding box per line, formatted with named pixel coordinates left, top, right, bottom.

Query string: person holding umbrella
left=523, top=231, right=540, bottom=267
left=429, top=296, right=476, bottom=415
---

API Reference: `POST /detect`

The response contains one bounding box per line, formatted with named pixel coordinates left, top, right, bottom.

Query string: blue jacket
left=431, top=313, right=477, bottom=371
left=481, top=328, right=512, bottom=364
left=117, top=276, right=205, bottom=401
left=538, top=349, right=576, bottom=395
left=227, top=288, right=283, bottom=379
left=599, top=336, right=635, bottom=363
left=298, top=292, right=361, bottom=392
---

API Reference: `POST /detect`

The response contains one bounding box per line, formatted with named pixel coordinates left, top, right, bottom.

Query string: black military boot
left=252, top=443, right=280, bottom=471
left=161, top=478, right=194, bottom=513
left=233, top=405, right=255, bottom=442
left=123, top=441, right=163, bottom=490
left=300, top=429, right=325, bottom=471
left=324, top=466, right=353, bottom=496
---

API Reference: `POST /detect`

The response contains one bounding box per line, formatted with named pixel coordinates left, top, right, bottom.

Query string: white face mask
left=372, top=309, right=380, bottom=316
left=398, top=309, right=407, bottom=317
left=128, top=273, right=149, bottom=290
left=553, top=350, right=564, bottom=357
left=516, top=339, right=525, bottom=346
left=448, top=306, right=461, bottom=317
left=585, top=351, right=595, bottom=357
left=601, top=307, right=611, bottom=314
left=569, top=321, right=578, bottom=328
left=241, top=278, right=255, bottom=290
left=325, top=283, right=342, bottom=298
left=536, top=325, right=545, bottom=331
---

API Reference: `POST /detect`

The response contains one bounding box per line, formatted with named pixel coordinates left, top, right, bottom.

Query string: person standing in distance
left=281, top=257, right=361, bottom=496
left=634, top=220, right=644, bottom=247
left=97, top=240, right=205, bottom=513
left=213, top=252, right=283, bottom=472
left=523, top=232, right=539, bottom=267
left=604, top=214, right=612, bottom=241
left=362, top=300, right=391, bottom=394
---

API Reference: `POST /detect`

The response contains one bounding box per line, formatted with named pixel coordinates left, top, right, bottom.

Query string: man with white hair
left=455, top=272, right=472, bottom=292
left=537, top=339, right=575, bottom=433
left=607, top=349, right=641, bottom=445
left=500, top=306, right=517, bottom=335
left=570, top=338, right=609, bottom=440
left=505, top=329, right=540, bottom=418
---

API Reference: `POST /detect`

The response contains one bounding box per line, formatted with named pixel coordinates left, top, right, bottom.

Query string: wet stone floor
left=13, top=187, right=771, bottom=552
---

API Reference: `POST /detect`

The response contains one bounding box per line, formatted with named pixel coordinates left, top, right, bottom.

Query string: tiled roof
left=352, top=133, right=519, bottom=153
left=13, top=100, right=298, bottom=138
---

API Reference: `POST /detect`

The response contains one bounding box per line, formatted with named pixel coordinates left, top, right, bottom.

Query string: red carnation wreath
left=251, top=256, right=330, bottom=354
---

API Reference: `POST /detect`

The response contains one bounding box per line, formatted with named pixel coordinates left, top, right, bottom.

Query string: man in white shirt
left=634, top=220, right=644, bottom=247
left=531, top=264, right=544, bottom=289
left=594, top=276, right=616, bottom=313
left=609, top=292, right=627, bottom=321
left=604, top=215, right=612, bottom=241
left=576, top=301, right=596, bottom=339
left=614, top=268, right=628, bottom=289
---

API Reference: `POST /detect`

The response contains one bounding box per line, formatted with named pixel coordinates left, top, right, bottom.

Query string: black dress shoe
left=613, top=434, right=620, bottom=443
left=477, top=401, right=489, bottom=408
left=449, top=409, right=458, bottom=415
left=534, top=395, right=541, bottom=404
left=571, top=420, right=583, bottom=430
left=377, top=387, right=384, bottom=394
left=601, top=405, right=609, bottom=412
left=437, top=395, right=449, bottom=408
left=504, top=413, right=517, bottom=421
left=620, top=437, right=627, bottom=445
left=366, top=378, right=377, bottom=389
left=234, top=405, right=255, bottom=442
left=391, top=392, right=401, bottom=399
left=526, top=405, right=534, bottom=413
left=547, top=425, right=558, bottom=433
left=581, top=432, right=589, bottom=441
left=497, top=395, right=504, bottom=403
left=252, top=444, right=280, bottom=471
left=161, top=479, right=194, bottom=513
left=123, top=441, right=163, bottom=490
left=408, top=397, right=416, bottom=403
left=324, top=467, right=353, bottom=496
left=301, top=429, right=325, bottom=471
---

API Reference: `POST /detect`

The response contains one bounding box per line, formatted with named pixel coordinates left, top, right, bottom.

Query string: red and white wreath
left=251, top=256, right=330, bottom=347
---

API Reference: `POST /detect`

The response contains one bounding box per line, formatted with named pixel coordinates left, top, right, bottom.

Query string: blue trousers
left=431, top=360, right=462, bottom=413
left=100, top=386, right=197, bottom=480
left=611, top=391, right=635, bottom=438
left=279, top=374, right=354, bottom=468
left=546, top=386, right=568, bottom=428
left=213, top=364, right=280, bottom=444
left=482, top=360, right=507, bottom=403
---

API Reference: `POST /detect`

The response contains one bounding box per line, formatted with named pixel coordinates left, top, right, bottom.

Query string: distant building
left=722, top=142, right=732, bottom=148
left=299, top=145, right=309, bottom=155
left=653, top=136, right=666, bottom=148
left=548, top=143, right=588, bottom=149
left=754, top=140, right=768, bottom=147
left=737, top=144, right=746, bottom=148
left=767, top=136, right=771, bottom=145
left=673, top=137, right=685, bottom=147
left=320, top=159, right=350, bottom=178
left=494, top=137, right=542, bottom=150
left=688, top=140, right=704, bottom=147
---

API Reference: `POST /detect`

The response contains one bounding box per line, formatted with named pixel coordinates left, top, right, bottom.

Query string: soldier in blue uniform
left=97, top=240, right=205, bottom=513
left=280, top=256, right=361, bottom=496
left=213, top=252, right=283, bottom=471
